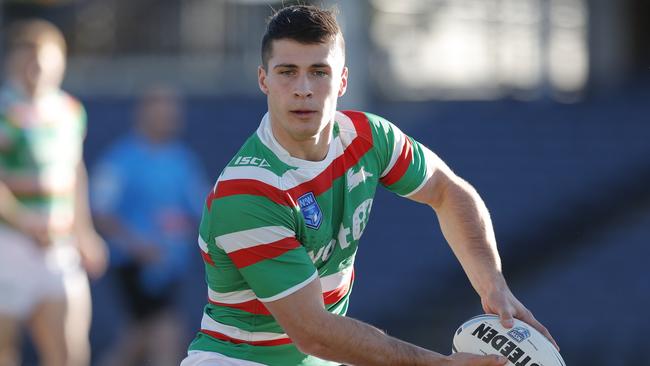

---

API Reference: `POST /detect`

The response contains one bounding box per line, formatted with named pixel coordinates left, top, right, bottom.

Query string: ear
left=338, top=66, right=348, bottom=97
left=258, top=66, right=269, bottom=95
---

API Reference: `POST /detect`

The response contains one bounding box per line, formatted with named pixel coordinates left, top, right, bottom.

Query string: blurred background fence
left=2, top=0, right=649, bottom=365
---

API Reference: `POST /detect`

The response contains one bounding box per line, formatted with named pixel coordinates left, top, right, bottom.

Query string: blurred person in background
left=0, top=19, right=107, bottom=366
left=92, top=85, right=207, bottom=366
left=182, top=5, right=558, bottom=366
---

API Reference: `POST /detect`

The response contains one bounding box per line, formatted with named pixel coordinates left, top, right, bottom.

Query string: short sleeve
left=205, top=185, right=317, bottom=302
left=366, top=113, right=434, bottom=197
left=0, top=117, right=14, bottom=166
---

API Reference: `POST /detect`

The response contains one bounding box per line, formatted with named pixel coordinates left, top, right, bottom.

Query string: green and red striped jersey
left=189, top=110, right=435, bottom=365
left=0, top=86, right=86, bottom=236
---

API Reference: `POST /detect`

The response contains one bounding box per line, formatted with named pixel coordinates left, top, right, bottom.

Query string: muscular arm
left=264, top=278, right=507, bottom=366
left=265, top=278, right=451, bottom=366
left=407, top=152, right=557, bottom=348
left=408, top=154, right=503, bottom=300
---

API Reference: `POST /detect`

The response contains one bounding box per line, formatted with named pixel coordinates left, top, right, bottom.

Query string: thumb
left=481, top=354, right=508, bottom=365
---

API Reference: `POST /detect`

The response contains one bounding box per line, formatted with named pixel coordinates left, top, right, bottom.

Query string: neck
left=271, top=119, right=333, bottom=162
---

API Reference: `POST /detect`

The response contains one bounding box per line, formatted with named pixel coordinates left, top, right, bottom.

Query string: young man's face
left=7, top=40, right=66, bottom=95
left=258, top=37, right=348, bottom=144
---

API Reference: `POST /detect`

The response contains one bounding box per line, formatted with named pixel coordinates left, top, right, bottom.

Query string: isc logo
left=233, top=156, right=271, bottom=168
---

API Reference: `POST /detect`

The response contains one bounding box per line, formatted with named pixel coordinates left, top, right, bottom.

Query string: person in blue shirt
left=92, top=85, right=208, bottom=366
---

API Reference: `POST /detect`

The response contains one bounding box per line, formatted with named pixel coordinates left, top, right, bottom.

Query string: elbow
left=269, top=296, right=336, bottom=359
left=287, top=315, right=333, bottom=359
left=431, top=174, right=475, bottom=210
left=292, top=332, right=330, bottom=358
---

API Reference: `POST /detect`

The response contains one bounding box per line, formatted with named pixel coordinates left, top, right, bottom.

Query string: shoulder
left=58, top=91, right=86, bottom=118
left=338, top=110, right=398, bottom=136
left=210, top=164, right=287, bottom=208
left=337, top=110, right=406, bottom=155
left=224, top=130, right=295, bottom=180
left=205, top=139, right=296, bottom=215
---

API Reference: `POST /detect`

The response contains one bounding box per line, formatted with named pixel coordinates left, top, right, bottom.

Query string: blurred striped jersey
left=0, top=86, right=86, bottom=236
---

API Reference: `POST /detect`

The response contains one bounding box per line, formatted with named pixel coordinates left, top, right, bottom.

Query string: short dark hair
left=261, top=5, right=344, bottom=68
left=3, top=19, right=67, bottom=55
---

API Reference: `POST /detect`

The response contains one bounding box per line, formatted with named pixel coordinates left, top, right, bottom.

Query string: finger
left=496, top=355, right=508, bottom=365
left=481, top=354, right=508, bottom=365
left=481, top=295, right=511, bottom=327
left=515, top=307, right=560, bottom=351
left=497, top=307, right=515, bottom=329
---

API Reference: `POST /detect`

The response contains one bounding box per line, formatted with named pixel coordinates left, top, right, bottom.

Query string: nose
left=293, top=75, right=313, bottom=98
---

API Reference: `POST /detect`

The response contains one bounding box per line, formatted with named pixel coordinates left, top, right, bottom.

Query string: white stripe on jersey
left=320, top=266, right=353, bottom=292
left=217, top=165, right=281, bottom=188
left=334, top=111, right=357, bottom=147
left=201, top=313, right=289, bottom=341
left=182, top=351, right=268, bottom=366
left=208, top=287, right=256, bottom=304
left=258, top=270, right=318, bottom=302
left=215, top=226, right=295, bottom=253
left=198, top=235, right=209, bottom=254
left=380, top=123, right=408, bottom=178
left=207, top=267, right=351, bottom=304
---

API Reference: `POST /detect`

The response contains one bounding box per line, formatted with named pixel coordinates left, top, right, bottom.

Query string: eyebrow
left=273, top=63, right=331, bottom=69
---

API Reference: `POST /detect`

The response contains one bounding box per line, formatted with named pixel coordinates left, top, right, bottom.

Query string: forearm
left=433, top=177, right=506, bottom=296
left=301, top=312, right=449, bottom=366
left=0, top=181, right=24, bottom=227
left=74, top=162, right=96, bottom=235
left=268, top=279, right=451, bottom=366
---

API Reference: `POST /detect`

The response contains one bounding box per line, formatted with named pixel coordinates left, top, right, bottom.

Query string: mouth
left=290, top=110, right=317, bottom=118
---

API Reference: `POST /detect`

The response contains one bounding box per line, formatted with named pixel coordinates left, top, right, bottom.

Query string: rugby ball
left=452, top=314, right=565, bottom=366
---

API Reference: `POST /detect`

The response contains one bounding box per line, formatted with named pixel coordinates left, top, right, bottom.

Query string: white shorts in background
left=181, top=351, right=267, bottom=366
left=0, top=224, right=86, bottom=319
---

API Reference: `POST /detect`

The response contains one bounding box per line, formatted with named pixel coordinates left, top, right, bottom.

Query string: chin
left=290, top=122, right=326, bottom=139
left=293, top=127, right=321, bottom=140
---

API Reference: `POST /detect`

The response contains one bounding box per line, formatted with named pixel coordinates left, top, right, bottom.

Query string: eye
left=279, top=69, right=296, bottom=76
left=312, top=70, right=329, bottom=77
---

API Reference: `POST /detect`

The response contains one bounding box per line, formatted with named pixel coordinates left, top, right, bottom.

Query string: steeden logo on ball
left=453, top=314, right=566, bottom=366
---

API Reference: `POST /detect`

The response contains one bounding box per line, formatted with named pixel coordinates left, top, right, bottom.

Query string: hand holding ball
left=452, top=314, right=565, bottom=366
